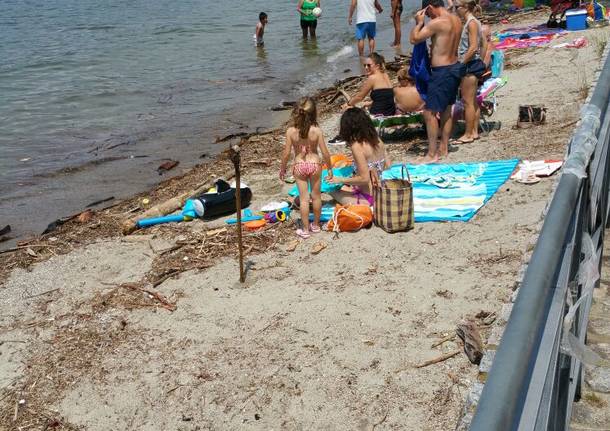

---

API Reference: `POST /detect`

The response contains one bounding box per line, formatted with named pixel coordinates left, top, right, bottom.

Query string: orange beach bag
left=326, top=204, right=373, bottom=232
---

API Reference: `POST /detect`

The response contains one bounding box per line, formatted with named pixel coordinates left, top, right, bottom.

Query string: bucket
left=565, top=9, right=588, bottom=31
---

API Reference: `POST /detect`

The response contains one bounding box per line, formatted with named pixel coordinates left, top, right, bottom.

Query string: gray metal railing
left=469, top=49, right=610, bottom=431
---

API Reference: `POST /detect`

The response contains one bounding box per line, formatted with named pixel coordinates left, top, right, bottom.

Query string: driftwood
left=414, top=350, right=461, bottom=368
left=120, top=283, right=177, bottom=311
left=456, top=320, right=484, bottom=365
left=121, top=167, right=235, bottom=235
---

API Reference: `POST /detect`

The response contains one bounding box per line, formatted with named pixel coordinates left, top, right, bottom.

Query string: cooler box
left=565, top=9, right=588, bottom=31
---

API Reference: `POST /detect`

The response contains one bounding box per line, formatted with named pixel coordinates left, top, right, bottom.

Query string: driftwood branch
left=121, top=168, right=235, bottom=235
left=414, top=350, right=461, bottom=369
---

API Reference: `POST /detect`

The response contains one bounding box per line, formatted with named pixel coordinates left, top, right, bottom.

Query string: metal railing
left=469, top=49, right=610, bottom=431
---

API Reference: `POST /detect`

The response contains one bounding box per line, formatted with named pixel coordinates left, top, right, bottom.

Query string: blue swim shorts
left=355, top=22, right=376, bottom=40
left=426, top=62, right=465, bottom=113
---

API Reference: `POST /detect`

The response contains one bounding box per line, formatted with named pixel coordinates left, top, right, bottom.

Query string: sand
left=1, top=11, right=609, bottom=431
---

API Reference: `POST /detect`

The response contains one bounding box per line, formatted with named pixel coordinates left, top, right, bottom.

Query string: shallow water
left=0, top=0, right=418, bottom=244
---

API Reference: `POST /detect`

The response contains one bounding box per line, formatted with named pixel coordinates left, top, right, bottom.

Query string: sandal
left=296, top=228, right=311, bottom=239
left=451, top=138, right=475, bottom=145
left=309, top=224, right=321, bottom=233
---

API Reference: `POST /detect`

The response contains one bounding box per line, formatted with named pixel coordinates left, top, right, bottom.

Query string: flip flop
left=296, top=228, right=310, bottom=239
left=452, top=138, right=475, bottom=144
left=309, top=224, right=321, bottom=233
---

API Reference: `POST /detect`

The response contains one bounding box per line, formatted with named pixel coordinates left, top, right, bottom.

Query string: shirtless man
left=409, top=0, right=463, bottom=163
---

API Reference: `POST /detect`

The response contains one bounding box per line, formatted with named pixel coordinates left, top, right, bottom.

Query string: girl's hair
left=369, top=52, right=386, bottom=71
left=456, top=0, right=481, bottom=14
left=397, top=67, right=414, bottom=84
left=292, top=97, right=318, bottom=139
left=339, top=107, right=380, bottom=147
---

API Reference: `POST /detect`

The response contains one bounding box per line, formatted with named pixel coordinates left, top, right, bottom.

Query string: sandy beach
left=1, top=8, right=610, bottom=430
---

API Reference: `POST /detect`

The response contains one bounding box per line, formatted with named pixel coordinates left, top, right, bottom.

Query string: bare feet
left=453, top=135, right=475, bottom=144
left=414, top=154, right=439, bottom=164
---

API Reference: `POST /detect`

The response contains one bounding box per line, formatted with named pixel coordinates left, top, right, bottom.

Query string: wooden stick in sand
left=229, top=143, right=245, bottom=283
left=414, top=350, right=461, bottom=369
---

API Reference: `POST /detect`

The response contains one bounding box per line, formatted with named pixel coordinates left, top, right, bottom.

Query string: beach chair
left=370, top=112, right=425, bottom=138
left=477, top=76, right=507, bottom=132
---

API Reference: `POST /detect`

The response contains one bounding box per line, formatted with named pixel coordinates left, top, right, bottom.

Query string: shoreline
left=2, top=6, right=609, bottom=430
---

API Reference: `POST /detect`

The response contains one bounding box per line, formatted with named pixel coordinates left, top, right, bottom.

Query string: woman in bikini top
left=328, top=107, right=391, bottom=206
left=343, top=53, right=396, bottom=117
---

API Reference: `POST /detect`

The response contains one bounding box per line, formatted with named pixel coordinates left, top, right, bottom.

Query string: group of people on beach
left=255, top=0, right=405, bottom=48
left=275, top=0, right=494, bottom=238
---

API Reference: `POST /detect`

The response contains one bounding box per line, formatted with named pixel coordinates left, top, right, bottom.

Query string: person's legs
left=367, top=23, right=376, bottom=55
left=368, top=37, right=375, bottom=55
left=294, top=175, right=311, bottom=232
left=457, top=74, right=477, bottom=142
left=439, top=106, right=453, bottom=158
left=310, top=169, right=322, bottom=229
left=391, top=14, right=401, bottom=46
left=301, top=20, right=308, bottom=39
left=473, top=99, right=481, bottom=139
left=310, top=20, right=317, bottom=39
left=355, top=24, right=365, bottom=57
left=330, top=190, right=360, bottom=205
left=421, top=110, right=440, bottom=163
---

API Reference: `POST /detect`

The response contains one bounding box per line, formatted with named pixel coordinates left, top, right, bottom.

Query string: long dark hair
left=339, top=107, right=379, bottom=147
left=292, top=97, right=318, bottom=139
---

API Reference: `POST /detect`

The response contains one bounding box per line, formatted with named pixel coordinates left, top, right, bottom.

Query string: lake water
left=0, top=0, right=418, bottom=244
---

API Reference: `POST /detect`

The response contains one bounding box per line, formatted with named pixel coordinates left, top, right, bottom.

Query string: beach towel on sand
left=288, top=159, right=519, bottom=223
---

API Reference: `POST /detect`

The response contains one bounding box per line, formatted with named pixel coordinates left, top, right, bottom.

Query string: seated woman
left=342, top=53, right=396, bottom=117
left=328, top=107, right=391, bottom=205
left=394, top=68, right=425, bottom=113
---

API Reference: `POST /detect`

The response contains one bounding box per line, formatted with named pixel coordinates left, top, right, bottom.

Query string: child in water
left=254, top=12, right=268, bottom=47
left=280, top=97, right=333, bottom=239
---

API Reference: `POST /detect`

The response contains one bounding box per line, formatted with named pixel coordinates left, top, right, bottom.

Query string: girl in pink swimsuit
left=280, top=97, right=333, bottom=239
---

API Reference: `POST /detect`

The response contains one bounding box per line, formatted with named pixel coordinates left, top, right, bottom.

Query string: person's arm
left=279, top=131, right=293, bottom=180
left=410, top=9, right=436, bottom=44
left=348, top=0, right=356, bottom=25
left=380, top=141, right=392, bottom=169
left=317, top=130, right=333, bottom=180
left=297, top=0, right=306, bottom=16
left=462, top=20, right=479, bottom=64
left=374, top=0, right=383, bottom=13
left=255, top=23, right=263, bottom=38
left=344, top=78, right=374, bottom=108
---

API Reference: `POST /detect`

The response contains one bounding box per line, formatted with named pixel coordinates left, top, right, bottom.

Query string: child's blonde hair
left=292, top=97, right=318, bottom=139
left=397, top=67, right=415, bottom=84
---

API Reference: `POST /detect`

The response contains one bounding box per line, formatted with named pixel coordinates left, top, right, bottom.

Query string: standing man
left=409, top=0, right=463, bottom=163
left=349, top=0, right=383, bottom=57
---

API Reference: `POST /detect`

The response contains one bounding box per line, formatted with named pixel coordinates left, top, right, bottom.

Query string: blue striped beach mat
left=288, top=159, right=519, bottom=223
left=383, top=159, right=519, bottom=222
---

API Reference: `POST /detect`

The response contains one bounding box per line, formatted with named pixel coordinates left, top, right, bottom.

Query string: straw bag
left=371, top=166, right=414, bottom=233
left=326, top=204, right=373, bottom=232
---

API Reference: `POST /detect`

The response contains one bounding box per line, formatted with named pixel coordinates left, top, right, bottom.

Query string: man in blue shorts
left=410, top=0, right=464, bottom=163
left=349, top=0, right=383, bottom=57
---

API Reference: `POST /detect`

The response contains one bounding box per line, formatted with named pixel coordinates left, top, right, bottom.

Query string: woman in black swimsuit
left=343, top=52, right=396, bottom=117
left=391, top=0, right=403, bottom=47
